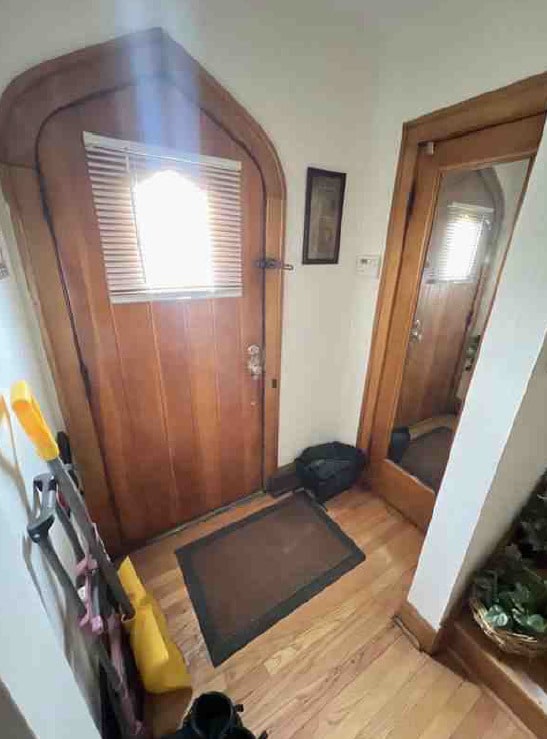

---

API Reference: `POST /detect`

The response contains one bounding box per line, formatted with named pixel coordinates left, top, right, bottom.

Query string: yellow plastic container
left=118, top=557, right=191, bottom=694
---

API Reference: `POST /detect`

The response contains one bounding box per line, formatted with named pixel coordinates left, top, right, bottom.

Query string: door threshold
left=138, top=489, right=270, bottom=549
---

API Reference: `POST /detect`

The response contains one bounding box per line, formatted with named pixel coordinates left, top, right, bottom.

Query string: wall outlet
left=356, top=254, right=381, bottom=277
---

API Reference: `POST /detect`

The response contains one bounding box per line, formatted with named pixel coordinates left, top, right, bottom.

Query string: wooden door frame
left=357, top=71, right=547, bottom=531
left=0, top=28, right=286, bottom=554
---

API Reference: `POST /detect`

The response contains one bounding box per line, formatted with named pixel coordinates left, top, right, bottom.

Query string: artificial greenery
left=515, top=470, right=547, bottom=568
left=472, top=545, right=547, bottom=637
left=471, top=470, right=547, bottom=638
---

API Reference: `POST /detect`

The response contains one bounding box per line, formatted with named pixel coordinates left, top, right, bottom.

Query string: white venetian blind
left=83, top=131, right=243, bottom=303
left=426, top=202, right=492, bottom=283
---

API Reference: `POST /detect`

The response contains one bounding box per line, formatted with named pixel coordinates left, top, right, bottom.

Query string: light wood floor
left=132, top=488, right=529, bottom=738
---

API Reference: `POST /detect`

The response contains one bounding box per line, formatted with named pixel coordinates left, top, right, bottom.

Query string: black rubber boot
left=227, top=729, right=268, bottom=739
left=164, top=692, right=243, bottom=738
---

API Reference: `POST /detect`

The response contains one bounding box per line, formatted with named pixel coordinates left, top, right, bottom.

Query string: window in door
left=83, top=132, right=243, bottom=303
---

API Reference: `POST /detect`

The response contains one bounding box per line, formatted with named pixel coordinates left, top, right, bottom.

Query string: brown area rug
left=176, top=492, right=365, bottom=665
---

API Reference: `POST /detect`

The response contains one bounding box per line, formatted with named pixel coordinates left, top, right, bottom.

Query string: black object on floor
left=295, top=442, right=367, bottom=503
left=162, top=691, right=268, bottom=739
left=176, top=493, right=365, bottom=666
left=388, top=426, right=411, bottom=464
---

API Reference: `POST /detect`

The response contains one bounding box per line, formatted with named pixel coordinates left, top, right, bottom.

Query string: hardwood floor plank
left=480, top=710, right=531, bottom=739
left=261, top=624, right=400, bottom=739
left=234, top=577, right=412, bottom=729
left=450, top=694, right=505, bottom=738
left=301, top=636, right=426, bottom=739
left=418, top=681, right=481, bottom=739
left=381, top=660, right=462, bottom=739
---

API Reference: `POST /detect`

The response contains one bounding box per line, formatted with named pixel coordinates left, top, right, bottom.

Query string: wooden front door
left=368, top=113, right=544, bottom=530
left=38, top=81, right=265, bottom=544
left=395, top=166, right=502, bottom=428
left=395, top=279, right=478, bottom=428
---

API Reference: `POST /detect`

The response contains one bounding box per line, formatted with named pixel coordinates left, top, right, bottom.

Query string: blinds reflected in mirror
left=426, top=202, right=492, bottom=283
left=83, top=132, right=243, bottom=304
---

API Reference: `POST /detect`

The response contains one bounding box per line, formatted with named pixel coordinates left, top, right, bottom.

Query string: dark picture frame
left=302, top=167, right=346, bottom=264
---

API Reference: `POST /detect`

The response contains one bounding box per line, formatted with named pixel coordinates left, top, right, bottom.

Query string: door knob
left=247, top=344, right=264, bottom=378
left=410, top=318, right=423, bottom=342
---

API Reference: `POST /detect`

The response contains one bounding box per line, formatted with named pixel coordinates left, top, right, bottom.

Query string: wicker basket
left=469, top=595, right=547, bottom=658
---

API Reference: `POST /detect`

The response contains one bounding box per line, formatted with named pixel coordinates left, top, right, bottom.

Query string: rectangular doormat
left=176, top=492, right=365, bottom=666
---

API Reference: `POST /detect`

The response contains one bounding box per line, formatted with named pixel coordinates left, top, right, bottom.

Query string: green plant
left=472, top=545, right=547, bottom=637
left=515, top=470, right=547, bottom=566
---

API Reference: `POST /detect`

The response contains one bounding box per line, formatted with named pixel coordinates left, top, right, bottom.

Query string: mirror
left=387, top=158, right=530, bottom=492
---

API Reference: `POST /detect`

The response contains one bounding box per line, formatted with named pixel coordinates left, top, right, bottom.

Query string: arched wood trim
left=0, top=28, right=286, bottom=554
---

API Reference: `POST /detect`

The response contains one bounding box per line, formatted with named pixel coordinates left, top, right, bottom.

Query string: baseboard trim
left=394, top=600, right=444, bottom=654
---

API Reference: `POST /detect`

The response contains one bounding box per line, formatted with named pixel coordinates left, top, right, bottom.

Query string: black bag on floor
left=163, top=692, right=267, bottom=739
left=295, top=442, right=367, bottom=503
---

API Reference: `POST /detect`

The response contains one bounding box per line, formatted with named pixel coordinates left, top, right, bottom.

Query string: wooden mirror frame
left=0, top=28, right=286, bottom=553
left=357, top=71, right=547, bottom=530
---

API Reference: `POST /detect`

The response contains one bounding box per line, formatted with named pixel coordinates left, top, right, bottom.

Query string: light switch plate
left=356, top=254, right=381, bottom=277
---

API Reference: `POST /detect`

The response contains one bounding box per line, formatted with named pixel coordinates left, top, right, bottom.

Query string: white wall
left=0, top=200, right=99, bottom=737
left=450, top=335, right=547, bottom=605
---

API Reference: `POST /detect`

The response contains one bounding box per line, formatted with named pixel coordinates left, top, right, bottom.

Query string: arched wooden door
left=38, top=82, right=264, bottom=544
left=0, top=30, right=286, bottom=552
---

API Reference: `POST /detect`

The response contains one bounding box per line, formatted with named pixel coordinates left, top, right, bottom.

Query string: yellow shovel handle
left=10, top=381, right=59, bottom=461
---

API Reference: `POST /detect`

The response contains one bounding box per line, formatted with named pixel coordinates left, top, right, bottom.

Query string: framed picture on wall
left=302, top=167, right=346, bottom=264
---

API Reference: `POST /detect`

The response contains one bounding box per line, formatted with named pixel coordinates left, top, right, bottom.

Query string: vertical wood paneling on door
left=83, top=85, right=179, bottom=540
left=194, top=104, right=246, bottom=505
left=39, top=106, right=143, bottom=540
left=152, top=301, right=205, bottom=523
left=202, top=116, right=264, bottom=500
left=212, top=298, right=247, bottom=502
left=239, top=152, right=264, bottom=494
left=108, top=76, right=181, bottom=538
left=396, top=278, right=480, bottom=426
left=184, top=299, right=224, bottom=512
left=428, top=282, right=476, bottom=412
left=151, top=84, right=265, bottom=513
left=148, top=84, right=216, bottom=524
left=111, top=303, right=179, bottom=535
